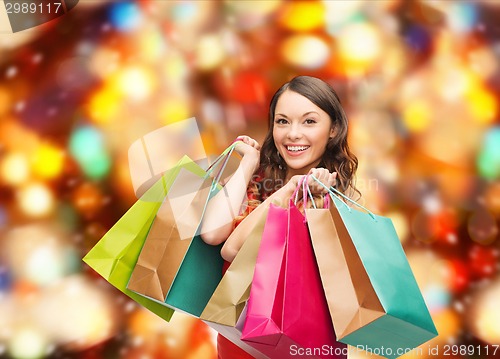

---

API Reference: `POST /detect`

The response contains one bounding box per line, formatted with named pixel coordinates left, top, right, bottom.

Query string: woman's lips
left=284, top=145, right=310, bottom=157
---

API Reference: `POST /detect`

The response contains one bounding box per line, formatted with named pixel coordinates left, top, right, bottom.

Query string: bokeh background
left=1, top=0, right=500, bottom=358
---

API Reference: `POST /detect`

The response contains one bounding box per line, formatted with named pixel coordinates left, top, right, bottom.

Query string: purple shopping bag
left=241, top=200, right=347, bottom=359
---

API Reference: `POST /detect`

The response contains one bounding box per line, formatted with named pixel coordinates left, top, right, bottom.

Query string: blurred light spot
left=5, top=224, right=76, bottom=285
left=468, top=244, right=498, bottom=279
left=171, top=1, right=198, bottom=23
left=87, top=86, right=122, bottom=124
left=0, top=152, right=30, bottom=186
left=477, top=126, right=500, bottom=180
left=69, top=126, right=111, bottom=180
left=469, top=277, right=500, bottom=344
left=17, top=183, right=54, bottom=217
left=137, top=27, right=166, bottom=62
left=279, top=1, right=325, bottom=32
left=338, top=22, right=382, bottom=75
left=281, top=35, right=330, bottom=69
left=5, top=66, right=17, bottom=79
left=435, top=64, right=470, bottom=102
left=26, top=247, right=65, bottom=286
left=402, top=100, right=431, bottom=132
left=447, top=2, right=478, bottom=33
left=446, top=259, right=470, bottom=293
left=225, top=0, right=281, bottom=29
left=424, top=284, right=451, bottom=313
left=466, top=86, right=497, bottom=124
left=31, top=143, right=65, bottom=180
left=195, top=34, right=226, bottom=71
left=115, top=66, right=156, bottom=101
left=324, top=0, right=363, bottom=33
left=8, top=327, right=48, bottom=359
left=109, top=1, right=142, bottom=32
left=33, top=275, right=118, bottom=350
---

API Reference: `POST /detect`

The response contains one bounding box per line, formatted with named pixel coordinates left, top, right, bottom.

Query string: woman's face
left=273, top=90, right=334, bottom=177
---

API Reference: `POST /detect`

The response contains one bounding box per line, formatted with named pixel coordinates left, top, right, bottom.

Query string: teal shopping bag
left=306, top=180, right=438, bottom=359
left=127, top=144, right=236, bottom=317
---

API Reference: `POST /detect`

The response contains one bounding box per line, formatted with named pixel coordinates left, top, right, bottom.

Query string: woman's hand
left=234, top=135, right=260, bottom=171
left=234, top=135, right=260, bottom=155
left=307, top=168, right=337, bottom=194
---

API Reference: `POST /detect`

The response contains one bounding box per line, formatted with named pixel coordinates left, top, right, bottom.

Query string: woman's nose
left=287, top=123, right=302, bottom=140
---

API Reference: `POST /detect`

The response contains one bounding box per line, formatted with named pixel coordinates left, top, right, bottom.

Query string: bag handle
left=206, top=141, right=238, bottom=190
left=206, top=141, right=238, bottom=174
left=290, top=175, right=328, bottom=210
left=310, top=175, right=377, bottom=221
left=291, top=175, right=314, bottom=205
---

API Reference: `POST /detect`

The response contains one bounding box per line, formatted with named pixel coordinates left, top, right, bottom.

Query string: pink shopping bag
left=241, top=199, right=347, bottom=359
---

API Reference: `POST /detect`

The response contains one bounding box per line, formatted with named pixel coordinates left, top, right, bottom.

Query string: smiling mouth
left=286, top=145, right=310, bottom=152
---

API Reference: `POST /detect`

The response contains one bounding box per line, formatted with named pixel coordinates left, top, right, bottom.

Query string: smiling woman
left=201, top=76, right=359, bottom=253
left=200, top=75, right=359, bottom=359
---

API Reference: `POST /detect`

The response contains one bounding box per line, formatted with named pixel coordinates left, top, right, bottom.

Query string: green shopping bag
left=82, top=158, right=197, bottom=322
left=126, top=144, right=237, bottom=317
left=306, top=179, right=438, bottom=359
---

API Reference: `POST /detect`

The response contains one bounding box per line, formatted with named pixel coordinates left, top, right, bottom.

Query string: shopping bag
left=241, top=200, right=346, bottom=359
left=127, top=144, right=236, bottom=317
left=306, top=180, right=438, bottom=359
left=199, top=196, right=275, bottom=326
left=82, top=160, right=192, bottom=322
left=205, top=304, right=270, bottom=359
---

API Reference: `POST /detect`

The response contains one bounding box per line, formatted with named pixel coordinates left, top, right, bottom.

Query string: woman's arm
left=219, top=175, right=301, bottom=261
left=219, top=170, right=337, bottom=262
left=200, top=137, right=260, bottom=246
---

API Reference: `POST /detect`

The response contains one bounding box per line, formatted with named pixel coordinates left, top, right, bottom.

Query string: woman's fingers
left=308, top=169, right=337, bottom=193
left=234, top=135, right=261, bottom=156
left=235, top=135, right=260, bottom=150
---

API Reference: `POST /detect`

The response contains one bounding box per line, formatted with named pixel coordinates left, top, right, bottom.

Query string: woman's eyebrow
left=275, top=111, right=319, bottom=118
left=302, top=111, right=319, bottom=117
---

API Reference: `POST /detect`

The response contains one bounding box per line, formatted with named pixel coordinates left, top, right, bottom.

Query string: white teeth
left=287, top=146, right=309, bottom=152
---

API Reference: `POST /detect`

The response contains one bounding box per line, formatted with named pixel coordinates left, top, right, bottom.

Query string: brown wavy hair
left=250, top=76, right=359, bottom=204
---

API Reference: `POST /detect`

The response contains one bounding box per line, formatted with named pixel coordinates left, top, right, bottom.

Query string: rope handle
left=310, top=175, right=377, bottom=220
left=206, top=141, right=239, bottom=191
left=290, top=174, right=330, bottom=210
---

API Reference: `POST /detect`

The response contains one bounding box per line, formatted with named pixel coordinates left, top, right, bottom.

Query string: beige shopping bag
left=306, top=205, right=385, bottom=339
left=200, top=197, right=278, bottom=326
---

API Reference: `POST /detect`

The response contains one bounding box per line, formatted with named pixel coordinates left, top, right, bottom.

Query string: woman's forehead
left=274, top=90, right=327, bottom=117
